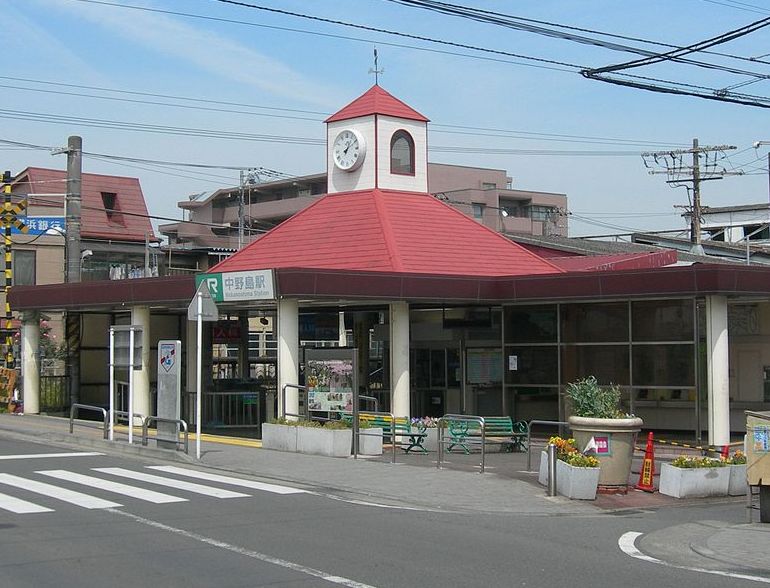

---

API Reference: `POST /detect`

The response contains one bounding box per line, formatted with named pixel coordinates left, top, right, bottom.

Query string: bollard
left=547, top=442, right=557, bottom=497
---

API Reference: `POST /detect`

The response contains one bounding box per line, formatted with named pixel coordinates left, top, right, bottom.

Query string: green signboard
left=195, top=269, right=275, bottom=302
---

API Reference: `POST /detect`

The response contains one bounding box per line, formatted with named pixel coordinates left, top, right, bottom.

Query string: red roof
left=325, top=85, right=430, bottom=123
left=211, top=189, right=561, bottom=277
left=12, top=167, right=156, bottom=243
left=549, top=251, right=678, bottom=272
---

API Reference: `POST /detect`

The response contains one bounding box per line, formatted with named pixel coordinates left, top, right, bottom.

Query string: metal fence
left=40, top=375, right=69, bottom=413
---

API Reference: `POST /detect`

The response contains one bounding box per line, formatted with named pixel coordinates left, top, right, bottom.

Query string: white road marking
left=619, top=531, right=770, bottom=584
left=0, top=452, right=104, bottom=461
left=147, top=466, right=305, bottom=495
left=92, top=468, right=249, bottom=498
left=0, top=473, right=121, bottom=509
left=37, top=470, right=188, bottom=504
left=107, top=508, right=379, bottom=588
left=0, top=491, right=53, bottom=514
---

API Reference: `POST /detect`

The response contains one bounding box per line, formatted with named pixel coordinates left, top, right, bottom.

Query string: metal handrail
left=141, top=416, right=189, bottom=455
left=437, top=414, right=487, bottom=473
left=342, top=410, right=398, bottom=464
left=280, top=383, right=308, bottom=420
left=359, top=395, right=379, bottom=412
left=112, top=409, right=147, bottom=443
left=69, top=404, right=109, bottom=439
left=526, top=420, right=570, bottom=471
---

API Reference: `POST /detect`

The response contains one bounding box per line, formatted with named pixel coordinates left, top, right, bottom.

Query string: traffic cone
left=635, top=431, right=656, bottom=492
left=721, top=444, right=730, bottom=460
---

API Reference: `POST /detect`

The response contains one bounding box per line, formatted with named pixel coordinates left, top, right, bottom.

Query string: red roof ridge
left=325, top=85, right=429, bottom=123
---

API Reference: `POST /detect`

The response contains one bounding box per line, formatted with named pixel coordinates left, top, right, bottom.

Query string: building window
left=101, top=192, right=125, bottom=225
left=390, top=130, right=415, bottom=175
left=13, top=250, right=35, bottom=286
left=472, top=203, right=485, bottom=219
left=482, top=182, right=496, bottom=190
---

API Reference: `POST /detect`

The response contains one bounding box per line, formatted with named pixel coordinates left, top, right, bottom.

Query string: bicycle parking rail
left=69, top=404, right=109, bottom=439
left=141, top=416, right=189, bottom=455
left=526, top=420, right=569, bottom=471
left=437, top=414, right=487, bottom=473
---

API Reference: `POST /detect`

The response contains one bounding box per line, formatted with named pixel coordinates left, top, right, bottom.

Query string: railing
left=182, top=390, right=263, bottom=429
left=40, top=375, right=69, bottom=413
left=526, top=420, right=570, bottom=472
left=437, top=414, right=487, bottom=473
left=69, top=403, right=109, bottom=439
left=142, top=416, right=189, bottom=454
left=341, top=410, right=397, bottom=464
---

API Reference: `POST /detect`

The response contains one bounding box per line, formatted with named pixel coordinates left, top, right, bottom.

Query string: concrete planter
left=402, top=427, right=438, bottom=452
left=359, top=427, right=383, bottom=456
left=538, top=452, right=599, bottom=500
left=556, top=459, right=600, bottom=500
left=297, top=427, right=352, bottom=458
left=659, top=462, right=730, bottom=498
left=728, top=464, right=748, bottom=496
left=568, top=416, right=643, bottom=490
left=261, top=423, right=297, bottom=452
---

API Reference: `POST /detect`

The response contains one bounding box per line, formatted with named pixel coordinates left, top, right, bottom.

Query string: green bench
left=339, top=414, right=428, bottom=454
left=444, top=416, right=527, bottom=454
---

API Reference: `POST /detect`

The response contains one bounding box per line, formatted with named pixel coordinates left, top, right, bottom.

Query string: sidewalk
left=0, top=413, right=766, bottom=578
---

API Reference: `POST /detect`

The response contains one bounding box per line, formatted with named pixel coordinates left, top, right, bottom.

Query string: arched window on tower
left=390, top=130, right=415, bottom=175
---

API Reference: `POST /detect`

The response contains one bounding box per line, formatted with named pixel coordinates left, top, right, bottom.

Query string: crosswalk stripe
left=92, top=468, right=249, bottom=498
left=147, top=466, right=306, bottom=495
left=0, top=452, right=104, bottom=461
left=0, top=491, right=53, bottom=514
left=0, top=473, right=122, bottom=509
left=37, top=470, right=188, bottom=504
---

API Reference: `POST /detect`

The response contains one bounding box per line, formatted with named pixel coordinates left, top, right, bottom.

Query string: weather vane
left=368, top=48, right=384, bottom=84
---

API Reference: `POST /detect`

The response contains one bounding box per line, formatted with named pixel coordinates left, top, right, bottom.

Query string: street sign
left=187, top=281, right=219, bottom=322
left=195, top=269, right=275, bottom=302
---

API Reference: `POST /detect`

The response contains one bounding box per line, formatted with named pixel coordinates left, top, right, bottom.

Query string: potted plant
left=357, top=419, right=383, bottom=456
left=566, top=376, right=643, bottom=492
left=659, top=455, right=730, bottom=498
left=726, top=450, right=747, bottom=496
left=538, top=436, right=601, bottom=500
left=409, top=417, right=438, bottom=452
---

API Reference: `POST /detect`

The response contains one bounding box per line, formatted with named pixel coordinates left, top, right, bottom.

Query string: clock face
left=333, top=129, right=366, bottom=172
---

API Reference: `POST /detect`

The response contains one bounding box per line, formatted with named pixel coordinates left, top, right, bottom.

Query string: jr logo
left=206, top=278, right=220, bottom=297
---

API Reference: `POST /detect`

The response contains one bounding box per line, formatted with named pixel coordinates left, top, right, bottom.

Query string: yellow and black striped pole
left=1, top=171, right=27, bottom=369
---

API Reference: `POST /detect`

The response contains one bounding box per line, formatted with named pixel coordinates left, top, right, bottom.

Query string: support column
left=277, top=298, right=299, bottom=419
left=21, top=311, right=40, bottom=414
left=238, top=312, right=250, bottom=379
left=185, top=317, right=198, bottom=424
left=706, top=295, right=730, bottom=447
left=131, top=306, right=151, bottom=419
left=390, top=301, right=410, bottom=418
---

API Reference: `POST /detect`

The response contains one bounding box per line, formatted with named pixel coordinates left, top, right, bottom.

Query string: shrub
left=728, top=450, right=746, bottom=465
left=566, top=376, right=626, bottom=419
left=323, top=419, right=351, bottom=430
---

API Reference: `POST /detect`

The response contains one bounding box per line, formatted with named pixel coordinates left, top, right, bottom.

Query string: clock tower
left=325, top=85, right=429, bottom=195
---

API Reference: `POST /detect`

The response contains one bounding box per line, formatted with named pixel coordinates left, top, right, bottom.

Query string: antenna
left=368, top=48, right=384, bottom=85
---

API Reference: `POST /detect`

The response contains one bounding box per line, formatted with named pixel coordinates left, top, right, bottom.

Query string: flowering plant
left=727, top=450, right=746, bottom=465
left=670, top=455, right=727, bottom=468
left=411, top=416, right=438, bottom=428
left=548, top=436, right=599, bottom=467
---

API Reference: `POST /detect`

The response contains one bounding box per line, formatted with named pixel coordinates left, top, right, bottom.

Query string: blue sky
left=3, top=0, right=770, bottom=236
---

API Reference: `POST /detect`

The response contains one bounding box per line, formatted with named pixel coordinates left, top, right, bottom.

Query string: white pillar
left=185, top=317, right=198, bottom=424
left=277, top=298, right=299, bottom=419
left=21, top=311, right=40, bottom=414
left=390, top=301, right=410, bottom=418
left=706, top=295, right=730, bottom=446
left=131, top=305, right=151, bottom=420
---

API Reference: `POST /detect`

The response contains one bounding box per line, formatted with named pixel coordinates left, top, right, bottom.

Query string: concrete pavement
left=0, top=413, right=766, bottom=580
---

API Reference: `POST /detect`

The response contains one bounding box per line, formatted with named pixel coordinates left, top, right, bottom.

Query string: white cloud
left=42, top=0, right=337, bottom=107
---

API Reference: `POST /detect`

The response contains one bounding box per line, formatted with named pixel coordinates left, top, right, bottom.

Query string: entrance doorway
left=410, top=347, right=461, bottom=417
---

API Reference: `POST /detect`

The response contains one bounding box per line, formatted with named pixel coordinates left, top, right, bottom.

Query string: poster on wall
left=467, top=348, right=503, bottom=384
left=306, top=358, right=354, bottom=412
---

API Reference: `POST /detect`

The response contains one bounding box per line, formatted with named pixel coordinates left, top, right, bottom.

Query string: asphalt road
left=0, top=437, right=760, bottom=588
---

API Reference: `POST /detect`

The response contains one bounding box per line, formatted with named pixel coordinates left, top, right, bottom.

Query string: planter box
left=728, top=464, right=748, bottom=496
left=359, top=427, right=383, bottom=456
left=538, top=451, right=599, bottom=500
left=659, top=462, right=730, bottom=498
left=402, top=427, right=438, bottom=452
left=297, top=427, right=352, bottom=458
left=556, top=459, right=600, bottom=500
left=261, top=423, right=297, bottom=452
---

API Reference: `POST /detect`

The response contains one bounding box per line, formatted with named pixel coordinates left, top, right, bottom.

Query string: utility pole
left=642, top=139, right=738, bottom=252
left=238, top=170, right=245, bottom=250
left=65, top=136, right=82, bottom=284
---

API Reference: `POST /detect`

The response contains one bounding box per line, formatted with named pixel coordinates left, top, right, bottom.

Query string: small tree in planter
left=566, top=376, right=643, bottom=492
left=659, top=455, right=729, bottom=498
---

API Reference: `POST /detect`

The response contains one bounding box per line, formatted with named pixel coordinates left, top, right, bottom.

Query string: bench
left=339, top=414, right=428, bottom=454
left=444, top=417, right=527, bottom=454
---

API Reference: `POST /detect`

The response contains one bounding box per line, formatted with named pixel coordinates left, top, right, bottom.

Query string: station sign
left=15, top=216, right=65, bottom=236
left=195, top=269, right=275, bottom=302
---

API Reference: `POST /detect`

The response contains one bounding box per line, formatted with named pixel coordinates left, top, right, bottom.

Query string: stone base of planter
left=659, top=462, right=729, bottom=498
left=297, top=427, right=352, bottom=458
left=359, top=427, right=383, bottom=456
left=538, top=451, right=599, bottom=500
left=728, top=464, right=747, bottom=496
left=261, top=423, right=297, bottom=452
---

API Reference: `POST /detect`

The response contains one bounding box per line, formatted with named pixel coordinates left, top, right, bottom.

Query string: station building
left=9, top=85, right=770, bottom=447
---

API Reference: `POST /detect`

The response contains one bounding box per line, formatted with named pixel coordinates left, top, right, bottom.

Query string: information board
left=466, top=349, right=502, bottom=384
